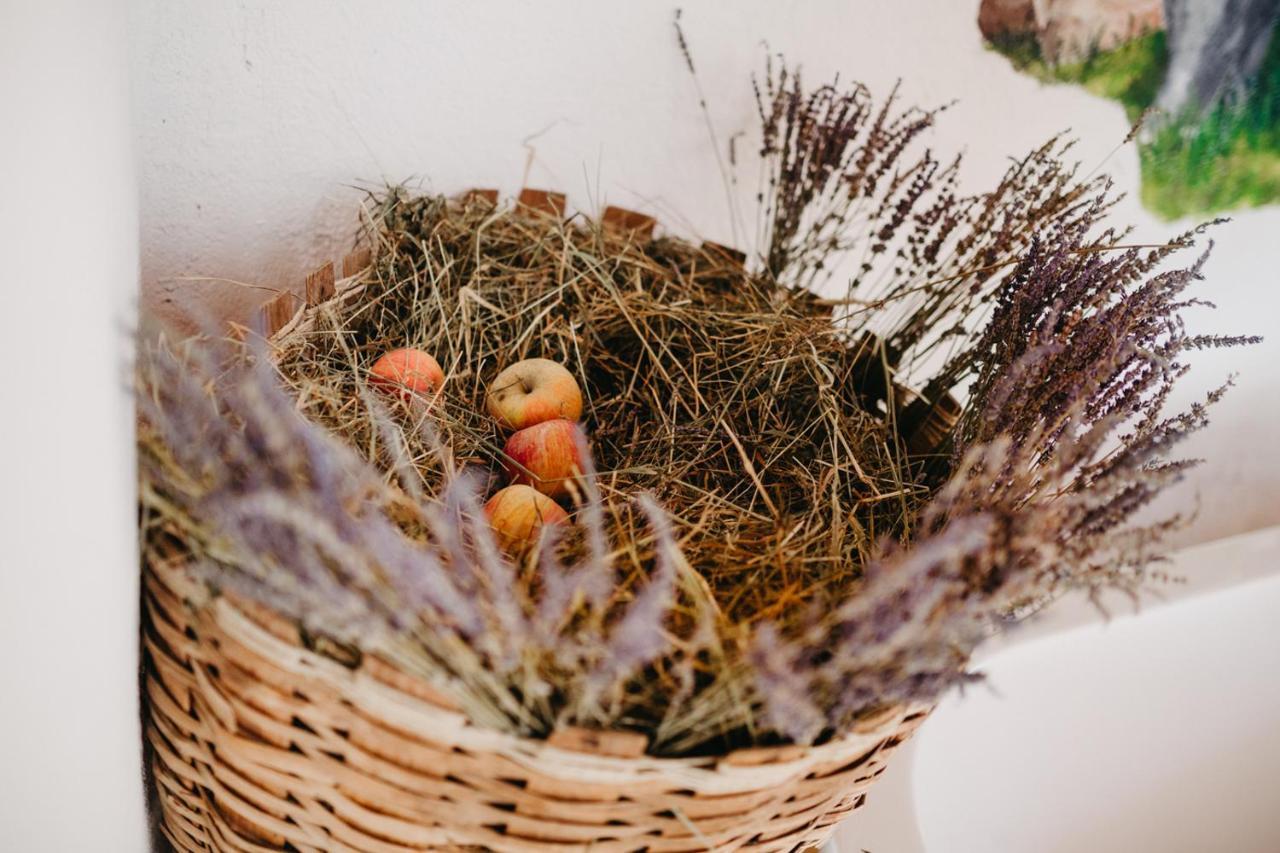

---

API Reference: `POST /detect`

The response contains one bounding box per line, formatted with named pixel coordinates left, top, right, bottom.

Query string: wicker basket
left=142, top=195, right=934, bottom=852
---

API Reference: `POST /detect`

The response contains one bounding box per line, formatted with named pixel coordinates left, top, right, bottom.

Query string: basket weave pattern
left=143, top=552, right=929, bottom=851
left=144, top=202, right=935, bottom=850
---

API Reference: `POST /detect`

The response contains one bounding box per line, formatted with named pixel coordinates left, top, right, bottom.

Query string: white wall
left=130, top=0, right=1142, bottom=324
left=911, top=541, right=1280, bottom=852
left=129, top=0, right=1280, bottom=550
left=838, top=523, right=1280, bottom=853
left=0, top=0, right=146, bottom=848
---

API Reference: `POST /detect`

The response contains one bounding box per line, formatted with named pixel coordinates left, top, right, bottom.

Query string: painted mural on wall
left=981, top=0, right=1280, bottom=219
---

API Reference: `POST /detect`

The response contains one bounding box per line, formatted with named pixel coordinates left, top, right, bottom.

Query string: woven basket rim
left=149, top=547, right=925, bottom=790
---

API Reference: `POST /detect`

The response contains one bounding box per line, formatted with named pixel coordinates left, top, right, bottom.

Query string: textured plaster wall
left=1, top=0, right=145, bottom=848
left=130, top=0, right=1280, bottom=546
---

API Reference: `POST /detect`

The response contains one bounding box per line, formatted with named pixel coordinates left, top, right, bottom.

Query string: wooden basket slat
left=601, top=205, right=656, bottom=239
left=342, top=247, right=374, bottom=279
left=517, top=188, right=567, bottom=218
left=305, top=261, right=336, bottom=305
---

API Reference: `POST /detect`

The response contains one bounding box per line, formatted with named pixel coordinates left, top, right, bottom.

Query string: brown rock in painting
left=978, top=0, right=1037, bottom=41
left=978, top=0, right=1164, bottom=64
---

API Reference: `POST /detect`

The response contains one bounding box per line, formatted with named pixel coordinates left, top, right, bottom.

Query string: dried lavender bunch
left=755, top=56, right=946, bottom=289
left=743, top=64, right=1257, bottom=740
left=137, top=334, right=716, bottom=740
left=755, top=58, right=1114, bottom=390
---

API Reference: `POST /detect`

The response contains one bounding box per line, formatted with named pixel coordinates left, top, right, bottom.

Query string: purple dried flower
left=748, top=623, right=826, bottom=744
left=584, top=494, right=679, bottom=698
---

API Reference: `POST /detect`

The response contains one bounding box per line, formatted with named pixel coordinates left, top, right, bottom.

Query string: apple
left=369, top=348, right=444, bottom=402
left=502, top=418, right=586, bottom=498
left=486, top=358, right=582, bottom=430
left=484, top=484, right=568, bottom=550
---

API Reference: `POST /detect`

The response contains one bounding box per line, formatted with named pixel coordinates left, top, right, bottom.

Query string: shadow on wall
left=979, top=0, right=1280, bottom=219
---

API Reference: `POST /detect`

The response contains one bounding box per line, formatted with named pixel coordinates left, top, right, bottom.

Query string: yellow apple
left=486, top=358, right=583, bottom=430
left=484, top=484, right=568, bottom=550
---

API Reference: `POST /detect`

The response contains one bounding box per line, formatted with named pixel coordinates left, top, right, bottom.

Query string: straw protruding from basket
left=702, top=240, right=747, bottom=267
left=461, top=187, right=500, bottom=206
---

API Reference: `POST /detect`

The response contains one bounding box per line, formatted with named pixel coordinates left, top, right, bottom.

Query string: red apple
left=369, top=348, right=444, bottom=402
left=484, top=484, right=568, bottom=550
left=502, top=418, right=586, bottom=498
left=486, top=358, right=583, bottom=430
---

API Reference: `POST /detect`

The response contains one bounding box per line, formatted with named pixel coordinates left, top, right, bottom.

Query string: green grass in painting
left=987, top=26, right=1280, bottom=219
left=1139, top=26, right=1280, bottom=218
left=988, top=30, right=1168, bottom=115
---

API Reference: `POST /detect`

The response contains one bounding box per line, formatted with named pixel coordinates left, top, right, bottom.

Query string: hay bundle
left=138, top=61, right=1251, bottom=757
left=276, top=191, right=913, bottom=627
